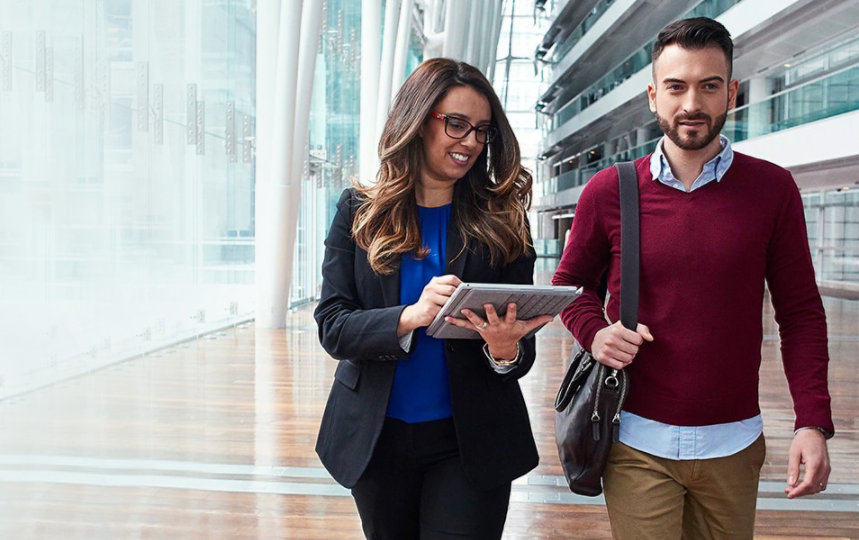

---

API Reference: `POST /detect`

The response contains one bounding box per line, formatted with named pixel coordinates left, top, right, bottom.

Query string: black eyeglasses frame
left=429, top=112, right=497, bottom=144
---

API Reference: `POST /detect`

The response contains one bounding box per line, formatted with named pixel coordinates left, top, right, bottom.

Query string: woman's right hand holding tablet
left=397, top=274, right=462, bottom=336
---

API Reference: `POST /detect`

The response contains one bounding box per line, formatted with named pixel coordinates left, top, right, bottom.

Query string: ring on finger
left=477, top=321, right=488, bottom=330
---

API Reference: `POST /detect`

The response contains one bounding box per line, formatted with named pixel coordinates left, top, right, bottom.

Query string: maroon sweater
left=553, top=153, right=833, bottom=432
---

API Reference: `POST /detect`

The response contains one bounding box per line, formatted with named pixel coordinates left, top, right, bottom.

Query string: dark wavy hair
left=352, top=58, right=533, bottom=275
left=653, top=17, right=734, bottom=78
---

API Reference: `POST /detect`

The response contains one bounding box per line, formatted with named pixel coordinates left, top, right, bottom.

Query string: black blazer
left=314, top=188, right=540, bottom=490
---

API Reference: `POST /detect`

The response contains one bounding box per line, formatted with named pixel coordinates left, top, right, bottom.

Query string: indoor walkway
left=0, top=275, right=857, bottom=538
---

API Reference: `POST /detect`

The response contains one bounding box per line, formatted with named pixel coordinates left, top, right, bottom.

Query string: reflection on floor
left=0, top=278, right=857, bottom=538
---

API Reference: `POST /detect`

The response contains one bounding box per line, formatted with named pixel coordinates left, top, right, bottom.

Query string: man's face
left=647, top=44, right=738, bottom=153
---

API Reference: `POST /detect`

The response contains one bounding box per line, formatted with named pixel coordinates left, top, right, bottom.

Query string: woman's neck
left=415, top=183, right=454, bottom=207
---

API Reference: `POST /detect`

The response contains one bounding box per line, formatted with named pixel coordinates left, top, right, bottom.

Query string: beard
left=656, top=109, right=727, bottom=151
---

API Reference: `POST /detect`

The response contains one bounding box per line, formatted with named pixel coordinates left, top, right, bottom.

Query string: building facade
left=532, top=0, right=859, bottom=294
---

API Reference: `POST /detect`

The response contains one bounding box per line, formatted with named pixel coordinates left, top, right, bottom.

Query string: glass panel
left=803, top=190, right=859, bottom=287
left=724, top=65, right=859, bottom=143
left=0, top=1, right=255, bottom=397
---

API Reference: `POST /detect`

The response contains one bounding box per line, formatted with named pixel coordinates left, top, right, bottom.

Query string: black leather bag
left=554, top=162, right=639, bottom=496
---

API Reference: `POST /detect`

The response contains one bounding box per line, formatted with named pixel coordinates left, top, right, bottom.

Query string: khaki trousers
left=603, top=435, right=765, bottom=540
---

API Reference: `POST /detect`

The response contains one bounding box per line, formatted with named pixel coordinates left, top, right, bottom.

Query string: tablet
left=425, top=283, right=581, bottom=340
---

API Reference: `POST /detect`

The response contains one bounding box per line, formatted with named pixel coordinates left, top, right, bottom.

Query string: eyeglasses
left=429, top=112, right=497, bottom=144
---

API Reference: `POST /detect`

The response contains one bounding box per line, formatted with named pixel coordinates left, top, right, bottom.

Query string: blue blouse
left=386, top=204, right=453, bottom=423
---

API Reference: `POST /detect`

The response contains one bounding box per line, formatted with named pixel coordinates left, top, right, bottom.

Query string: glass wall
left=494, top=0, right=548, bottom=183
left=288, top=0, right=425, bottom=308
left=804, top=190, right=859, bottom=287
left=0, top=1, right=255, bottom=397
left=288, top=0, right=362, bottom=308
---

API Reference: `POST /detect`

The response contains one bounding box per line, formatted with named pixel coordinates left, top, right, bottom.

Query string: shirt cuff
left=794, top=426, right=834, bottom=440
left=483, top=342, right=521, bottom=374
left=398, top=331, right=414, bottom=353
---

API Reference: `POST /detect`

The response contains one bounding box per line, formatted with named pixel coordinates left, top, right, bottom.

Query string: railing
left=546, top=0, right=616, bottom=69
left=537, top=137, right=660, bottom=197
left=724, top=64, right=859, bottom=143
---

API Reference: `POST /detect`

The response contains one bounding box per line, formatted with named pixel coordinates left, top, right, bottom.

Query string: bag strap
left=615, top=161, right=639, bottom=331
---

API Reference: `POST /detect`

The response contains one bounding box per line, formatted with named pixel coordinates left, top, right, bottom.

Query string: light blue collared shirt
left=618, top=136, right=762, bottom=460
left=649, top=134, right=734, bottom=192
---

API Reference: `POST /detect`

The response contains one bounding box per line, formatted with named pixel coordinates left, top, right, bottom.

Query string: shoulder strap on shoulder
left=615, top=161, right=639, bottom=331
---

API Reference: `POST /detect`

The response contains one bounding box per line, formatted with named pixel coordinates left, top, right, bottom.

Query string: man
left=553, top=17, right=833, bottom=539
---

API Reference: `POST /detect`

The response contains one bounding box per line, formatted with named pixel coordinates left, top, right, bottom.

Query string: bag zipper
left=591, top=367, right=629, bottom=442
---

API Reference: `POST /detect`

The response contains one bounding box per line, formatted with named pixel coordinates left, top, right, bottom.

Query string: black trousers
left=351, top=417, right=511, bottom=540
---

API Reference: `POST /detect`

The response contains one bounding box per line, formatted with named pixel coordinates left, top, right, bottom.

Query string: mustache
left=675, top=113, right=711, bottom=122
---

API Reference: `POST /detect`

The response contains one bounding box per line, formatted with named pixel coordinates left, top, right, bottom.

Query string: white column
left=442, top=0, right=467, bottom=60
left=287, top=2, right=324, bottom=295
left=376, top=0, right=402, bottom=142
left=360, top=0, right=382, bottom=183
left=429, top=0, right=444, bottom=33
left=422, top=0, right=445, bottom=60
left=472, top=0, right=490, bottom=72
left=636, top=127, right=649, bottom=148
left=256, top=0, right=322, bottom=328
left=391, top=0, right=415, bottom=96
left=463, top=0, right=481, bottom=66
left=256, top=0, right=301, bottom=329
left=485, top=0, right=503, bottom=81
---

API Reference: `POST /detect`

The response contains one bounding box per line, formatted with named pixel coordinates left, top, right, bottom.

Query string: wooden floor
left=1, top=275, right=857, bottom=538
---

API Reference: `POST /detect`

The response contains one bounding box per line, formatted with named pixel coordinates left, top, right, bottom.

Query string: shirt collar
left=649, top=135, right=734, bottom=192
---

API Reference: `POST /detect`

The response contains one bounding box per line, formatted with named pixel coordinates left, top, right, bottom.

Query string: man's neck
left=661, top=137, right=723, bottom=191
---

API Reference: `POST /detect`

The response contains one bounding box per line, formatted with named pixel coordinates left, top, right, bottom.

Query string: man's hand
left=591, top=321, right=654, bottom=370
left=785, top=428, right=831, bottom=498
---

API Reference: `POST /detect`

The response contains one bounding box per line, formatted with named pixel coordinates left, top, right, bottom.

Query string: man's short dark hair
left=652, top=17, right=734, bottom=77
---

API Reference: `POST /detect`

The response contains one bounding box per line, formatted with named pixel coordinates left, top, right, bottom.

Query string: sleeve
left=313, top=189, right=412, bottom=362
left=552, top=172, right=613, bottom=351
left=765, top=177, right=833, bottom=434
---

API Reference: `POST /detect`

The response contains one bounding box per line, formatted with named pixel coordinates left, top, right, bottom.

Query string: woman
left=314, top=58, right=551, bottom=539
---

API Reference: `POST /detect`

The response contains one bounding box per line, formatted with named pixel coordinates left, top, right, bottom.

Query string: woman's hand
left=446, top=303, right=554, bottom=360
left=397, top=274, right=462, bottom=336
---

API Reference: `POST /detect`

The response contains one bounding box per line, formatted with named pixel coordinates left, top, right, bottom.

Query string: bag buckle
left=604, top=370, right=619, bottom=389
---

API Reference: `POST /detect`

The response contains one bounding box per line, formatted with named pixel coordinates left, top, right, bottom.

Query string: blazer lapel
left=445, top=218, right=468, bottom=278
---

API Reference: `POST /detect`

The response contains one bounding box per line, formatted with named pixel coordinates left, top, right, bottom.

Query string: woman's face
left=417, top=85, right=492, bottom=197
